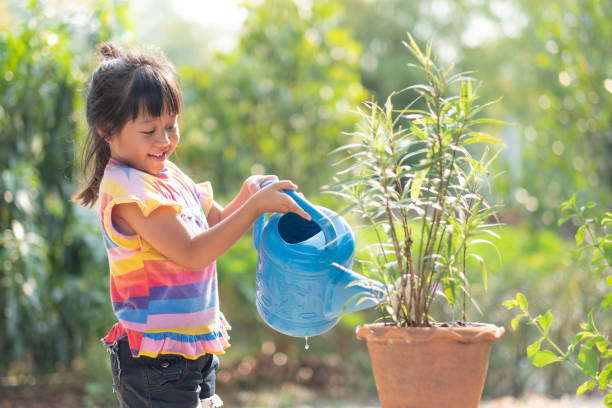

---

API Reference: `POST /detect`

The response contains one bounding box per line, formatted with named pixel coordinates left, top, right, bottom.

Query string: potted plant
left=325, top=33, right=507, bottom=408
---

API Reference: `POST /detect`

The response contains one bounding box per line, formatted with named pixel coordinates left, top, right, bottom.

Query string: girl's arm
left=111, top=180, right=310, bottom=270
left=207, top=175, right=278, bottom=227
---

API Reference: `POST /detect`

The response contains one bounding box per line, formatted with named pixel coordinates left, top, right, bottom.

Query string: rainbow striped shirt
left=100, top=158, right=230, bottom=359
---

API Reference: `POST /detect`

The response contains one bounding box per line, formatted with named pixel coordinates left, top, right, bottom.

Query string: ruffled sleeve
left=100, top=169, right=182, bottom=250
left=195, top=181, right=214, bottom=217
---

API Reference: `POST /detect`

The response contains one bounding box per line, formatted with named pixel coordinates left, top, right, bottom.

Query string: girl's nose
left=155, top=129, right=171, bottom=145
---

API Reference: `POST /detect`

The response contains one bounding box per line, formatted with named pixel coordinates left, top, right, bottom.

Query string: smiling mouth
left=148, top=151, right=168, bottom=160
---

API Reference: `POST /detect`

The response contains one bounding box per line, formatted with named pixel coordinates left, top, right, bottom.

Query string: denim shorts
left=107, top=337, right=219, bottom=408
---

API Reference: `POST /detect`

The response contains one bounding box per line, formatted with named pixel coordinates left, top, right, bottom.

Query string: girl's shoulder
left=100, top=160, right=163, bottom=197
left=165, top=160, right=190, bottom=179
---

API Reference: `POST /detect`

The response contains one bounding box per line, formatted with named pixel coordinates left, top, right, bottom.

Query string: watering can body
left=252, top=183, right=383, bottom=338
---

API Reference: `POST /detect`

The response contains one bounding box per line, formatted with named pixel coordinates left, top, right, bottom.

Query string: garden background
left=0, top=0, right=610, bottom=406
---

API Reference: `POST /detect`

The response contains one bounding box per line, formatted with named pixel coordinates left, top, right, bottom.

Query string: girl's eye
left=144, top=130, right=155, bottom=135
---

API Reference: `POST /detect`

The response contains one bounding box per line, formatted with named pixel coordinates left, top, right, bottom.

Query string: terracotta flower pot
left=356, top=323, right=505, bottom=408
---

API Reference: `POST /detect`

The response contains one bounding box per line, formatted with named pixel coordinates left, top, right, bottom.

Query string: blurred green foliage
left=0, top=0, right=132, bottom=375
left=0, top=3, right=105, bottom=373
left=0, top=0, right=610, bottom=403
left=178, top=0, right=366, bottom=195
left=466, top=0, right=612, bottom=224
left=343, top=0, right=611, bottom=224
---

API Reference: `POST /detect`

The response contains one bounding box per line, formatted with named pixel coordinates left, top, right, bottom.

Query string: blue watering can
left=252, top=181, right=384, bottom=338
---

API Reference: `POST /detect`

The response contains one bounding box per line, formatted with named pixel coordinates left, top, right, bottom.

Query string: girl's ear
left=97, top=127, right=111, bottom=141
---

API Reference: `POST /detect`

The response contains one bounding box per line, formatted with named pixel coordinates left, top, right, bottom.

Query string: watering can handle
left=253, top=180, right=338, bottom=251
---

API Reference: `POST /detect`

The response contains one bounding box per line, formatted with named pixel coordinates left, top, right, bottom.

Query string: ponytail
left=72, top=42, right=123, bottom=207
left=71, top=129, right=110, bottom=207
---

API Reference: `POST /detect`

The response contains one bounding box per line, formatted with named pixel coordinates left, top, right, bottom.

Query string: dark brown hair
left=72, top=42, right=182, bottom=207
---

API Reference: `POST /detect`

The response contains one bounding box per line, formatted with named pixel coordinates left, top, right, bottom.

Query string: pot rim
left=355, top=322, right=505, bottom=343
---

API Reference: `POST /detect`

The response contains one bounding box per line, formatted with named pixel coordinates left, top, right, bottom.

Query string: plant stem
left=462, top=242, right=467, bottom=321
left=394, top=157, right=414, bottom=324
left=575, top=204, right=612, bottom=269
left=382, top=170, right=405, bottom=321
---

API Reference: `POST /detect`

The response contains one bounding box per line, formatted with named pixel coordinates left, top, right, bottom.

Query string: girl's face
left=106, top=110, right=179, bottom=175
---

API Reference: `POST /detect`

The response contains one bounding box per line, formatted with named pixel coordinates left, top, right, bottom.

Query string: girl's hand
left=242, top=175, right=278, bottom=198
left=251, top=180, right=311, bottom=221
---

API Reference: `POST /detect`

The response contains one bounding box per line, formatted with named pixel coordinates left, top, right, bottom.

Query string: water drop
left=304, top=337, right=310, bottom=350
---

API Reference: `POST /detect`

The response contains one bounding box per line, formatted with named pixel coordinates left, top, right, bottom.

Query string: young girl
left=73, top=42, right=311, bottom=408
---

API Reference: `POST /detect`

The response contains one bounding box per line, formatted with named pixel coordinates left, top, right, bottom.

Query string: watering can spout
left=325, top=267, right=385, bottom=319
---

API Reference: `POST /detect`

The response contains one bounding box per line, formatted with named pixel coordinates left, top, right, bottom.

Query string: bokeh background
left=0, top=0, right=610, bottom=406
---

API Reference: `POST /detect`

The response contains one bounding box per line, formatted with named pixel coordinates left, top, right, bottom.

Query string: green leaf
left=469, top=253, right=487, bottom=290
left=466, top=96, right=503, bottom=119
left=464, top=131, right=501, bottom=145
left=470, top=118, right=515, bottom=126
left=603, top=393, right=612, bottom=407
left=516, top=293, right=528, bottom=311
left=587, top=309, right=597, bottom=332
left=467, top=239, right=499, bottom=252
left=536, top=311, right=553, bottom=334
left=442, top=277, right=456, bottom=308
left=599, top=361, right=612, bottom=390
left=511, top=314, right=524, bottom=331
left=607, top=275, right=612, bottom=286
left=526, top=338, right=543, bottom=357
left=577, top=345, right=599, bottom=376
left=601, top=293, right=612, bottom=311
left=594, top=336, right=609, bottom=353
left=503, top=299, right=518, bottom=309
left=576, top=225, right=585, bottom=245
left=580, top=309, right=598, bottom=332
left=576, top=379, right=596, bottom=396
left=410, top=172, right=424, bottom=201
left=530, top=350, right=561, bottom=367
left=572, top=331, right=595, bottom=351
